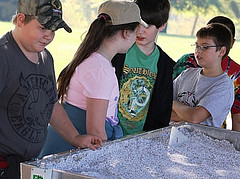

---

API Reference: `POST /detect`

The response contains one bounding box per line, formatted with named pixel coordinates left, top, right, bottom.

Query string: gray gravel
left=39, top=128, right=240, bottom=178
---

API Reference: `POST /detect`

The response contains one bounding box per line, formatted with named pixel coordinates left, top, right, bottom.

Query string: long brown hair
left=57, top=14, right=139, bottom=102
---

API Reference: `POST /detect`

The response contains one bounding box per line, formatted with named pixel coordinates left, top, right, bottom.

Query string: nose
left=44, top=30, right=55, bottom=40
left=138, top=24, right=145, bottom=34
left=195, top=47, right=202, bottom=54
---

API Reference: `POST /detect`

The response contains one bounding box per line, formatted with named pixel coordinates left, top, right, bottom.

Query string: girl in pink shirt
left=38, top=0, right=148, bottom=158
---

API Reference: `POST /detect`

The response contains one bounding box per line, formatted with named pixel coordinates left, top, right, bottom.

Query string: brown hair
left=196, top=23, right=232, bottom=59
left=207, top=16, right=235, bottom=39
left=12, top=13, right=35, bottom=25
left=57, top=14, right=138, bottom=102
left=135, top=0, right=170, bottom=28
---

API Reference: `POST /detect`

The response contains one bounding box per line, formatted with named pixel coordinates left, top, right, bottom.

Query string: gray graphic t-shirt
left=0, top=32, right=57, bottom=160
left=173, top=68, right=234, bottom=128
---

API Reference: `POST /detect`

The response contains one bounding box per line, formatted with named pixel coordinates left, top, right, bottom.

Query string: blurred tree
left=230, top=1, right=240, bottom=18
left=170, top=0, right=240, bottom=35
left=62, top=0, right=103, bottom=29
left=0, top=0, right=17, bottom=21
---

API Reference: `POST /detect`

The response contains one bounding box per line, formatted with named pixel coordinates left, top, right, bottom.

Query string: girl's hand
left=74, top=135, right=102, bottom=150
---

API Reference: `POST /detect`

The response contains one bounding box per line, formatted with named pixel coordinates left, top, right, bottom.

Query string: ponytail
left=57, top=15, right=108, bottom=101
left=57, top=15, right=139, bottom=101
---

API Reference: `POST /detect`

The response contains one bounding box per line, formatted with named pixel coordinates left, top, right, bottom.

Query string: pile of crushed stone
left=37, top=127, right=240, bottom=178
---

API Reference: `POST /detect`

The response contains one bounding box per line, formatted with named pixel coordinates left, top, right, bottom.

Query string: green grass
left=1, top=21, right=239, bottom=78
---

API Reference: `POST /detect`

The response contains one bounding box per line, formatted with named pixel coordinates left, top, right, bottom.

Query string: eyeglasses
left=191, top=44, right=222, bottom=52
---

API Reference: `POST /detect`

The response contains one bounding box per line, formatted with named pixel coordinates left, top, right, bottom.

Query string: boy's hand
left=74, top=135, right=102, bottom=150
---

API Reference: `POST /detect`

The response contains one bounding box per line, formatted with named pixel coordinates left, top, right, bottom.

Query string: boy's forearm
left=172, top=100, right=193, bottom=122
left=172, top=100, right=209, bottom=124
left=170, top=109, right=183, bottom=122
left=50, top=102, right=80, bottom=146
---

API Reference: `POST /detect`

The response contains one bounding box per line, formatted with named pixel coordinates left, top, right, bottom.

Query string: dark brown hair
left=196, top=23, right=232, bottom=59
left=207, top=16, right=235, bottom=39
left=135, top=0, right=170, bottom=28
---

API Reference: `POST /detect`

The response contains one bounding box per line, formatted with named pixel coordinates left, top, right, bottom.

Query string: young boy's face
left=136, top=24, right=159, bottom=47
left=18, top=15, right=55, bottom=53
left=194, top=37, right=222, bottom=69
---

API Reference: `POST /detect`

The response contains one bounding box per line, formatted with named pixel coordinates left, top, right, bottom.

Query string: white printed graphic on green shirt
left=118, top=43, right=159, bottom=135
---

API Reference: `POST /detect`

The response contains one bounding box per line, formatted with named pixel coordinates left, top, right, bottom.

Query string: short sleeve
left=80, top=67, right=114, bottom=100
left=199, top=79, right=234, bottom=121
left=173, top=69, right=187, bottom=100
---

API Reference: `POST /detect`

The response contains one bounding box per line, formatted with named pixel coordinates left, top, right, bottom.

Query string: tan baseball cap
left=17, top=0, right=72, bottom=33
left=98, top=0, right=149, bottom=28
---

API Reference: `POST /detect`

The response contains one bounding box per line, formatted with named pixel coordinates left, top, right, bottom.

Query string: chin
left=36, top=47, right=45, bottom=52
left=136, top=40, right=145, bottom=46
left=120, top=48, right=130, bottom=54
left=120, top=50, right=128, bottom=54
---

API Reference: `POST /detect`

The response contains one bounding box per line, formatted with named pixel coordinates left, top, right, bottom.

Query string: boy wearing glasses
left=173, top=16, right=240, bottom=131
left=171, top=23, right=234, bottom=128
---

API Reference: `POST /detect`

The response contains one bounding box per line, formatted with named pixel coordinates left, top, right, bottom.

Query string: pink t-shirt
left=65, top=52, right=119, bottom=126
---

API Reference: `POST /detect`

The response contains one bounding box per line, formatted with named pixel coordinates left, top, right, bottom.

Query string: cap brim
left=55, top=19, right=72, bottom=33
left=37, top=16, right=72, bottom=33
left=140, top=19, right=149, bottom=28
left=62, top=22, right=72, bottom=33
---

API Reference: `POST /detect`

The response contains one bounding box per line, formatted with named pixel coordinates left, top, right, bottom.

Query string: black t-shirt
left=0, top=31, right=57, bottom=160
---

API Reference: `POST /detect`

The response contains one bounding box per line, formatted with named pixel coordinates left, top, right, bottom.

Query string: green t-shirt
left=118, top=43, right=159, bottom=136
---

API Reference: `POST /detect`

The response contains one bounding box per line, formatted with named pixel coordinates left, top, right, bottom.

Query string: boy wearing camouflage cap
left=0, top=0, right=101, bottom=178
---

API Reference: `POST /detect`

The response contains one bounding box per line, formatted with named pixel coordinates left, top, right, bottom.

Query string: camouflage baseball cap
left=17, top=0, right=72, bottom=33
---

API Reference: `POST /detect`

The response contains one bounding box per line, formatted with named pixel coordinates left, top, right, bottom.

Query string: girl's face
left=194, top=37, right=222, bottom=69
left=120, top=28, right=138, bottom=53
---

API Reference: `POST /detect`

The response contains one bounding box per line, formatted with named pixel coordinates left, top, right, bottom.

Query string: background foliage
left=0, top=0, right=239, bottom=37
left=59, top=0, right=240, bottom=37
left=0, top=0, right=239, bottom=77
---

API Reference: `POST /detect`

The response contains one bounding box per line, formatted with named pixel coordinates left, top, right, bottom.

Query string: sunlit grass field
left=1, top=21, right=239, bottom=78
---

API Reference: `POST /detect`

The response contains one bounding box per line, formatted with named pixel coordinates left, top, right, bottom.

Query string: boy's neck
left=12, top=30, right=39, bottom=64
left=136, top=42, right=156, bottom=56
left=201, top=66, right=224, bottom=77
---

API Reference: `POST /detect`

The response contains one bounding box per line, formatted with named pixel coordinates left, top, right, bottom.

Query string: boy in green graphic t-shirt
left=112, top=0, right=175, bottom=136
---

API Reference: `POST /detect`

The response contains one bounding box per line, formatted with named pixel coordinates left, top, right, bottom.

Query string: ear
left=121, top=29, right=131, bottom=39
left=16, top=13, right=26, bottom=27
left=158, top=23, right=167, bottom=32
left=219, top=46, right=227, bottom=58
